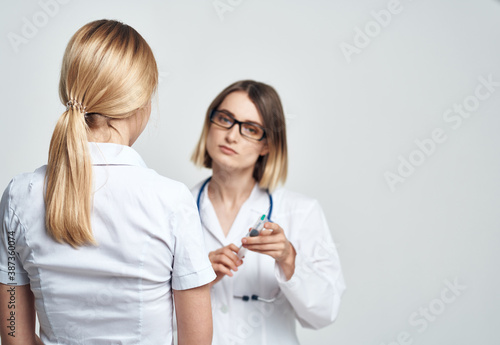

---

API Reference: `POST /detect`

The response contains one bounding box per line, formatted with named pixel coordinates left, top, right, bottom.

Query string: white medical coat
left=0, top=142, right=215, bottom=344
left=192, top=181, right=345, bottom=345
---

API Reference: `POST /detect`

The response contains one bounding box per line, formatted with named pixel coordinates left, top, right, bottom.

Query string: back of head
left=59, top=19, right=158, bottom=117
left=46, top=20, right=158, bottom=247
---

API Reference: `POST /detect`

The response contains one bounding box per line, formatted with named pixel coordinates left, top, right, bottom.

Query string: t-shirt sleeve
left=170, top=184, right=215, bottom=290
left=0, top=180, right=30, bottom=286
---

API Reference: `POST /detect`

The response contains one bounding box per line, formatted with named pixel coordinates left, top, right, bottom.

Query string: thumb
left=260, top=228, right=274, bottom=236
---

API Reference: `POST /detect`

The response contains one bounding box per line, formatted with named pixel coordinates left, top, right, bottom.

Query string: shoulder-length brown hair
left=191, top=80, right=288, bottom=191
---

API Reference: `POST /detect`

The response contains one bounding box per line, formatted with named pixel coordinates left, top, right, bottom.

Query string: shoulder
left=142, top=168, right=184, bottom=190
left=270, top=188, right=326, bottom=224
left=272, top=188, right=318, bottom=210
left=190, top=179, right=209, bottom=199
left=271, top=189, right=333, bottom=241
left=2, top=166, right=47, bottom=210
left=139, top=169, right=194, bottom=205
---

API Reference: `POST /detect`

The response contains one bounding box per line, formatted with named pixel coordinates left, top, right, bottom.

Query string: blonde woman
left=0, top=20, right=214, bottom=344
left=191, top=80, right=345, bottom=344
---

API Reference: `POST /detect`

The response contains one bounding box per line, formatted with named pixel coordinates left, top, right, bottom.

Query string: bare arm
left=173, top=284, right=213, bottom=345
left=0, top=284, right=42, bottom=344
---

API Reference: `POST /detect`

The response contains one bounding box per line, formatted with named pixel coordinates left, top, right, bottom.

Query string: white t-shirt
left=192, top=180, right=345, bottom=345
left=0, top=142, right=215, bottom=344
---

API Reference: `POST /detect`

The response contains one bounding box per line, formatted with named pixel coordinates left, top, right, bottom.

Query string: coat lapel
left=198, top=182, right=272, bottom=247
left=226, top=185, right=270, bottom=245
left=198, top=185, right=227, bottom=247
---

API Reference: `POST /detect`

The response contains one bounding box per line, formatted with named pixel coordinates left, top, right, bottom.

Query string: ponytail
left=45, top=20, right=158, bottom=247
left=45, top=105, right=95, bottom=247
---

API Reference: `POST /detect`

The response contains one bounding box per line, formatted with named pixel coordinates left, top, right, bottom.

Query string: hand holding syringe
left=237, top=212, right=269, bottom=259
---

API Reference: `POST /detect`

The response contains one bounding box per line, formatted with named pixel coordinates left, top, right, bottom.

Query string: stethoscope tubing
left=196, top=176, right=277, bottom=303
left=196, top=177, right=273, bottom=222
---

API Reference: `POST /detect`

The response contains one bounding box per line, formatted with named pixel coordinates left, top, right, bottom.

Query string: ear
left=259, top=140, right=269, bottom=156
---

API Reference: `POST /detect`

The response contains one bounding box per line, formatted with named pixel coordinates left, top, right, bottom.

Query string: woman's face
left=206, top=91, right=268, bottom=173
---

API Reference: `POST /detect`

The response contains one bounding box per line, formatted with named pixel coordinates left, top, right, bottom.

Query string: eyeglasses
left=210, top=110, right=266, bottom=141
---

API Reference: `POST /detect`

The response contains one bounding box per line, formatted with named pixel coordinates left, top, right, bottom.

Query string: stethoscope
left=196, top=177, right=273, bottom=222
left=196, top=176, right=278, bottom=303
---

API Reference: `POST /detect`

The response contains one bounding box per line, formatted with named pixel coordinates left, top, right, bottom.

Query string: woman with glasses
left=0, top=20, right=214, bottom=344
left=191, top=80, right=345, bottom=344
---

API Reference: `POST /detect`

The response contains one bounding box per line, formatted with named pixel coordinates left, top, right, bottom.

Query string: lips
left=219, top=145, right=237, bottom=155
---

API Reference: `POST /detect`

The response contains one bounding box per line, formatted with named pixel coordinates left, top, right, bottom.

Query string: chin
left=212, top=157, right=238, bottom=171
left=212, top=157, right=257, bottom=176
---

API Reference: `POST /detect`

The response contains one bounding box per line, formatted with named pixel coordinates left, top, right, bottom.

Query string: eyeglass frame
left=209, top=109, right=267, bottom=141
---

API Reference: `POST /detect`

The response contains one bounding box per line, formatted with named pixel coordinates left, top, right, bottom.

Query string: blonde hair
left=45, top=20, right=158, bottom=247
left=191, top=80, right=288, bottom=191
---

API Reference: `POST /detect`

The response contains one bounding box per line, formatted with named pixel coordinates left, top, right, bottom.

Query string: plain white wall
left=1, top=0, right=499, bottom=344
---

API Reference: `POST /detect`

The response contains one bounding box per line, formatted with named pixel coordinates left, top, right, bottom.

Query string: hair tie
left=66, top=99, right=87, bottom=114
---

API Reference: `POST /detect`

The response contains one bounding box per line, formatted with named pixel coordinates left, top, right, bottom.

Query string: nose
left=225, top=123, right=240, bottom=143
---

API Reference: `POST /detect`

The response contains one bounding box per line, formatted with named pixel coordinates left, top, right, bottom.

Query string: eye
left=220, top=115, right=232, bottom=124
left=242, top=124, right=262, bottom=136
left=215, top=112, right=233, bottom=126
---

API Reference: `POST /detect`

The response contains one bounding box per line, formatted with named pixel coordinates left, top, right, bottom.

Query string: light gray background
left=1, top=1, right=499, bottom=344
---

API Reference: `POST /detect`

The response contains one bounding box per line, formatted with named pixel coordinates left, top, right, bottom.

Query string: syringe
left=237, top=210, right=269, bottom=259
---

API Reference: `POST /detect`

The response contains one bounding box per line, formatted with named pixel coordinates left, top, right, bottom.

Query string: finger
left=215, top=253, right=241, bottom=271
left=243, top=234, right=283, bottom=245
left=259, top=229, right=274, bottom=236
left=213, top=263, right=234, bottom=277
left=264, top=222, right=283, bottom=233
left=222, top=247, right=243, bottom=265
left=247, top=249, right=280, bottom=258
left=244, top=243, right=285, bottom=252
left=227, top=243, right=240, bottom=253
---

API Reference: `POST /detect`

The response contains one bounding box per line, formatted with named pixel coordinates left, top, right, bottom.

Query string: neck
left=87, top=116, right=132, bottom=146
left=208, top=164, right=256, bottom=208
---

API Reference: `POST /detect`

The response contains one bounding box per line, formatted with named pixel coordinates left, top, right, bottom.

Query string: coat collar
left=198, top=180, right=271, bottom=246
left=87, top=142, right=147, bottom=168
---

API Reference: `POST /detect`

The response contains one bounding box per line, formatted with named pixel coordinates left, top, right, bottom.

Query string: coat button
left=220, top=304, right=228, bottom=313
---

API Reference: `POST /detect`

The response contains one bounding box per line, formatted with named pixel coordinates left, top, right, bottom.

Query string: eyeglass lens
left=211, top=111, right=265, bottom=140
